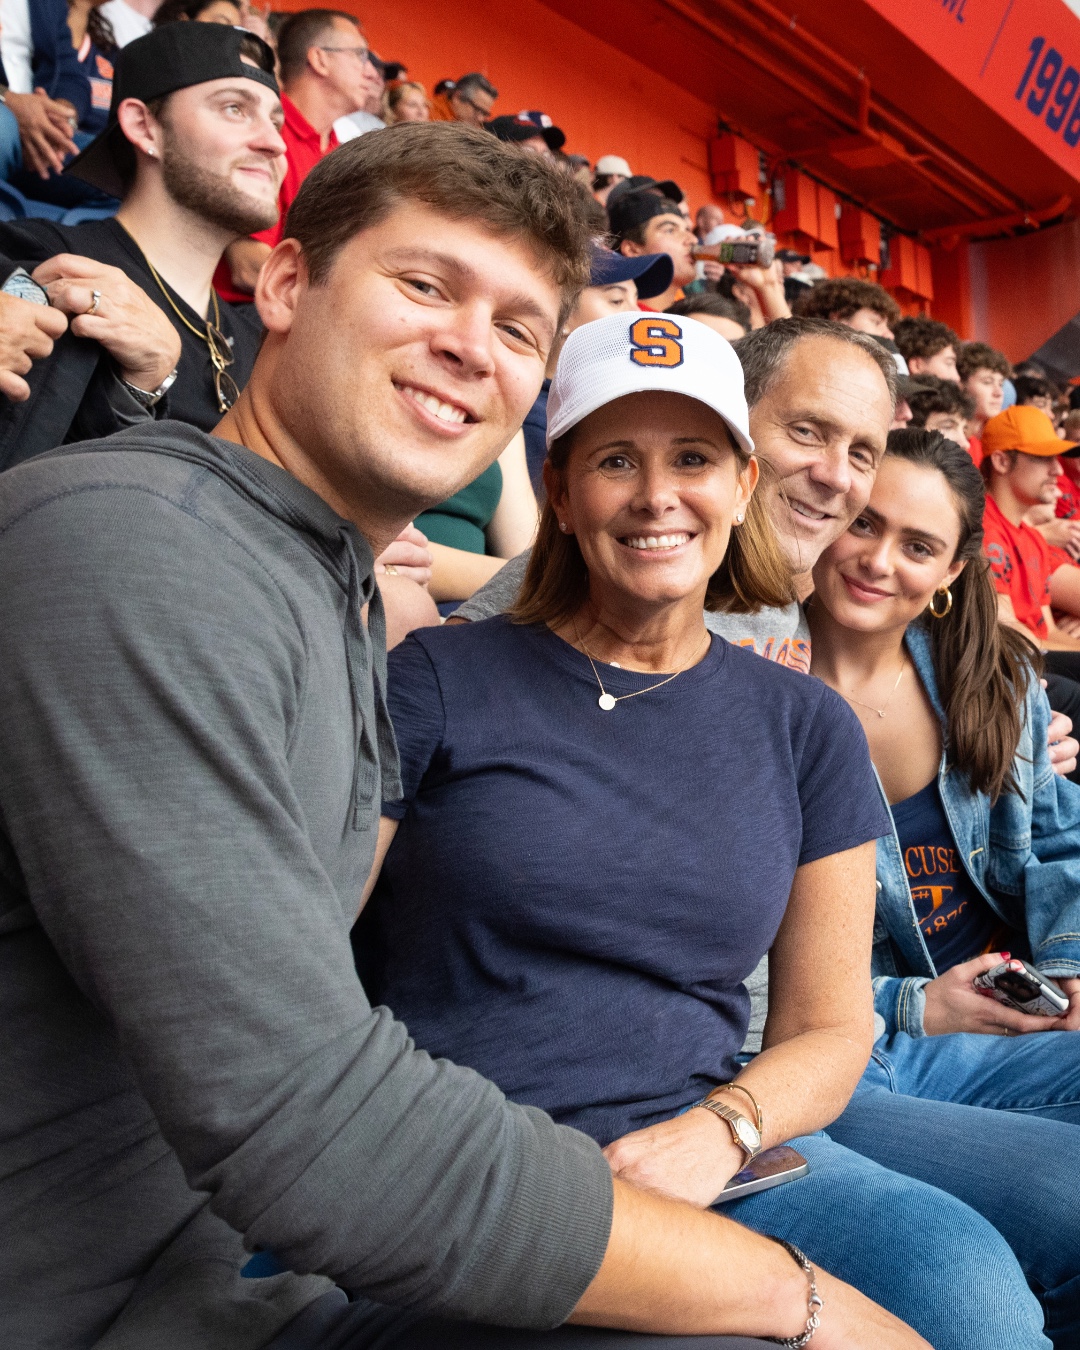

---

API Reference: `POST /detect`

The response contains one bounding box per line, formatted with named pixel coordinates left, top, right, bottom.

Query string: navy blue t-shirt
left=890, top=779, right=1009, bottom=971
left=367, top=617, right=889, bottom=1145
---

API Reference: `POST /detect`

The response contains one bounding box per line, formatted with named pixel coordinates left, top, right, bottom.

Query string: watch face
left=735, top=1117, right=760, bottom=1150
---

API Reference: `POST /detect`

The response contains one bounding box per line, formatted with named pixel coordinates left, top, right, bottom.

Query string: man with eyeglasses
left=431, top=71, right=499, bottom=126
left=0, top=21, right=285, bottom=470
left=216, top=8, right=381, bottom=301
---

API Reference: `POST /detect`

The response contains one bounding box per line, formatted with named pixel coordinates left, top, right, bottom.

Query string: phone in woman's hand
left=972, top=959, right=1069, bottom=1016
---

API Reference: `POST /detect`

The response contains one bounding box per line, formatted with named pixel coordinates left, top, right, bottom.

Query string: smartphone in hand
left=972, top=959, right=1069, bottom=1017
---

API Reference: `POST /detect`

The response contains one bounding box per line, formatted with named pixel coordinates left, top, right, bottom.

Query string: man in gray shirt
left=0, top=122, right=924, bottom=1350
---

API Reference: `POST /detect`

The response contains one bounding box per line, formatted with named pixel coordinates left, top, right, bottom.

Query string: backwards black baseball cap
left=607, top=191, right=684, bottom=242
left=606, top=174, right=684, bottom=208
left=66, top=23, right=278, bottom=198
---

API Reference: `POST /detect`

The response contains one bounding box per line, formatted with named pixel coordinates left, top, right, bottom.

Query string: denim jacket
left=873, top=622, right=1080, bottom=1036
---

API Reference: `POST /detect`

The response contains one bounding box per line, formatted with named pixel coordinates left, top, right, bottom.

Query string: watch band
left=122, top=366, right=179, bottom=409
left=713, top=1081, right=764, bottom=1132
left=694, top=1098, right=761, bottom=1162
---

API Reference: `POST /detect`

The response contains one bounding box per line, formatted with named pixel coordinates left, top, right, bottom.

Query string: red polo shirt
left=214, top=94, right=337, bottom=303
left=983, top=493, right=1053, bottom=639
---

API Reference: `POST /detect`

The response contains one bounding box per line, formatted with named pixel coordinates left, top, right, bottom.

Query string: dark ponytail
left=885, top=428, right=1039, bottom=802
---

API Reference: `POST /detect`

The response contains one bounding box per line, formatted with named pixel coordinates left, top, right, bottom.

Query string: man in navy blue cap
left=521, top=243, right=674, bottom=490
left=486, top=110, right=566, bottom=157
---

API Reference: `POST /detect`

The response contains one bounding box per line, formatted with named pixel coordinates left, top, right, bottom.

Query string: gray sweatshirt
left=0, top=424, right=612, bottom=1349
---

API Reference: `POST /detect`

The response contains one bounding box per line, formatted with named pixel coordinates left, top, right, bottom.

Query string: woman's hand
left=922, top=952, right=1080, bottom=1035
left=602, top=1107, right=748, bottom=1208
left=375, top=523, right=433, bottom=587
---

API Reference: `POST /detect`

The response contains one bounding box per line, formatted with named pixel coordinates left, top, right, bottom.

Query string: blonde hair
left=383, top=81, right=431, bottom=123
left=512, top=425, right=794, bottom=629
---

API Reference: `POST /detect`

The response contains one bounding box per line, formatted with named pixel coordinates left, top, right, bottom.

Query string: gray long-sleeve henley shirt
left=0, top=423, right=612, bottom=1350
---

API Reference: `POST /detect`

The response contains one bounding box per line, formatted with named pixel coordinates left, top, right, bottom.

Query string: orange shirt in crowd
left=982, top=493, right=1053, bottom=638
left=966, top=434, right=984, bottom=469
left=429, top=92, right=455, bottom=121
left=214, top=94, right=338, bottom=304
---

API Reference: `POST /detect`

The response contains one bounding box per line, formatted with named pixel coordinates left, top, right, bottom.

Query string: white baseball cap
left=595, top=154, right=632, bottom=177
left=546, top=311, right=753, bottom=456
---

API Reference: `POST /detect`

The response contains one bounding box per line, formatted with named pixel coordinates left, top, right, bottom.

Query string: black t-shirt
left=0, top=218, right=262, bottom=432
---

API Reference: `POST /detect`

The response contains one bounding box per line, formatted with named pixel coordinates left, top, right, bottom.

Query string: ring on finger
left=86, top=289, right=101, bottom=317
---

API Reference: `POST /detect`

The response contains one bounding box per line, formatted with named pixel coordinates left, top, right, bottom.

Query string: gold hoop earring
left=929, top=586, right=953, bottom=619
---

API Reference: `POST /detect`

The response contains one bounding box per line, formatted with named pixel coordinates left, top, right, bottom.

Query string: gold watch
left=695, top=1098, right=762, bottom=1163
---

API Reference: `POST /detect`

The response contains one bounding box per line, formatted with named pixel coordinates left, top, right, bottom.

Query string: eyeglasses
left=452, top=92, right=493, bottom=117
left=206, top=320, right=240, bottom=413
left=318, top=45, right=373, bottom=65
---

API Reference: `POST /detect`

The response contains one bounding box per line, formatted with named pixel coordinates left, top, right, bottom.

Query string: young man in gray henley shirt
left=0, top=121, right=925, bottom=1350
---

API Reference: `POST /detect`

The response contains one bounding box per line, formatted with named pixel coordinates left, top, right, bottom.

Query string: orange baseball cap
left=982, top=405, right=1080, bottom=458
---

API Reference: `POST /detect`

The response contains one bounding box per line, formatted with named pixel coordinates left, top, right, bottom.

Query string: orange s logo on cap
left=629, top=317, right=684, bottom=368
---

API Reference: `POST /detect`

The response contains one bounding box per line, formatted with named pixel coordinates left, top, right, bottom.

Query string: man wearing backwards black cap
left=0, top=22, right=285, bottom=469
left=609, top=188, right=696, bottom=312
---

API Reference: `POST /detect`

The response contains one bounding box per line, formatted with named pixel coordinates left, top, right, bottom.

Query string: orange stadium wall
left=275, top=0, right=1080, bottom=361
left=274, top=0, right=722, bottom=212
left=969, top=221, right=1080, bottom=364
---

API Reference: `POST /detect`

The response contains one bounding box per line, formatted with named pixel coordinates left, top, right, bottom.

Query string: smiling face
left=749, top=335, right=893, bottom=576
left=811, top=455, right=967, bottom=636
left=547, top=390, right=756, bottom=614
left=965, top=366, right=1005, bottom=424
left=394, top=87, right=430, bottom=122
left=146, top=74, right=286, bottom=235
left=255, top=202, right=562, bottom=542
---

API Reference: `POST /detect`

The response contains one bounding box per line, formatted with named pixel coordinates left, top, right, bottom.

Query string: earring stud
left=559, top=521, right=568, bottom=533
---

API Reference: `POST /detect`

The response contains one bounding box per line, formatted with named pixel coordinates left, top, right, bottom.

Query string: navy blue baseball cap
left=589, top=244, right=673, bottom=300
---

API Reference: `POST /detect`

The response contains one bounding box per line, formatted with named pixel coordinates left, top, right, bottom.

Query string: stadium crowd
left=4, top=9, right=1080, bottom=1350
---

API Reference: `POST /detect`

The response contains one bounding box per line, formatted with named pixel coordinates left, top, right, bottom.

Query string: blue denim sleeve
left=1019, top=681, right=1080, bottom=978
left=872, top=974, right=931, bottom=1037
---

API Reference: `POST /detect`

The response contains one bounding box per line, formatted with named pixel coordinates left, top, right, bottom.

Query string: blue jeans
left=725, top=1129, right=1051, bottom=1349
left=823, top=1029, right=1080, bottom=1348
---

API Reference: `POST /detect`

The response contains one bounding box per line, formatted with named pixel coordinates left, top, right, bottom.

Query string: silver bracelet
left=764, top=1237, right=823, bottom=1348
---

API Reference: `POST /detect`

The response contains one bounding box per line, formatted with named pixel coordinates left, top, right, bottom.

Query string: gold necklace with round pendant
left=573, top=622, right=711, bottom=711
left=840, top=657, right=907, bottom=719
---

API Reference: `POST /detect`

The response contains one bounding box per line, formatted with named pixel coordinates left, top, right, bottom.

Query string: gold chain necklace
left=573, top=622, right=711, bottom=712
left=118, top=224, right=239, bottom=412
left=838, top=658, right=907, bottom=720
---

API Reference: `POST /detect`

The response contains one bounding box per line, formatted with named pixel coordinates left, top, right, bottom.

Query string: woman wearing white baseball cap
left=359, top=313, right=1042, bottom=1349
